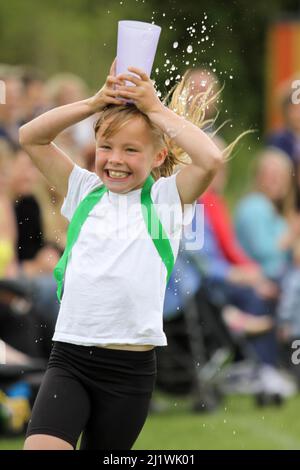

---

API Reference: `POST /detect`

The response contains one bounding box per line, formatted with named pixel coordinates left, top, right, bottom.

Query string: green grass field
left=1, top=393, right=300, bottom=450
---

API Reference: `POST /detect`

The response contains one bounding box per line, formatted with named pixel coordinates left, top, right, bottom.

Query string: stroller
left=155, top=250, right=296, bottom=411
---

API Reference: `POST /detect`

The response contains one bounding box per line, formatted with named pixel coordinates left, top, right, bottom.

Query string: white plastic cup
left=116, top=20, right=161, bottom=83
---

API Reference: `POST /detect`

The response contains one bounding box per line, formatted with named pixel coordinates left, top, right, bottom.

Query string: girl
left=19, top=60, right=223, bottom=450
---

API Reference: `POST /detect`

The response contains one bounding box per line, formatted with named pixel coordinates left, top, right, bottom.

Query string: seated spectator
left=4, top=146, right=61, bottom=328
left=0, top=139, right=18, bottom=277
left=277, top=237, right=300, bottom=342
left=235, top=148, right=297, bottom=281
left=0, top=69, right=23, bottom=149
left=19, top=66, right=48, bottom=124
left=34, top=179, right=68, bottom=252
left=45, top=72, right=94, bottom=152
left=266, top=78, right=300, bottom=209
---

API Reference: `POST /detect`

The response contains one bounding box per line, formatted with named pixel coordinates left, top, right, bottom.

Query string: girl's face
left=95, top=116, right=164, bottom=194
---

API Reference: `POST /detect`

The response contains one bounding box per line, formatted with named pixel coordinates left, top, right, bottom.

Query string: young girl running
left=19, top=60, right=223, bottom=450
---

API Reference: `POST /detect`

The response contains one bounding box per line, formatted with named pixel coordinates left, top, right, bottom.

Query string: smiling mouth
left=105, top=170, right=132, bottom=179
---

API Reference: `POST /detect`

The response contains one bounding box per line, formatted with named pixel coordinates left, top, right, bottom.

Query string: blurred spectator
left=19, top=67, right=48, bottom=123
left=184, top=67, right=221, bottom=124
left=8, top=147, right=44, bottom=262
left=277, top=237, right=300, bottom=340
left=277, top=237, right=300, bottom=387
left=235, top=148, right=296, bottom=281
left=34, top=180, right=67, bottom=251
left=0, top=139, right=18, bottom=277
left=0, top=72, right=23, bottom=149
left=266, top=78, right=300, bottom=209
left=46, top=73, right=94, bottom=151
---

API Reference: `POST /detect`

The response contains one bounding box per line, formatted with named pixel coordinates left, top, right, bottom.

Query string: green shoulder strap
left=54, top=175, right=175, bottom=302
left=141, top=176, right=175, bottom=283
left=53, top=184, right=108, bottom=301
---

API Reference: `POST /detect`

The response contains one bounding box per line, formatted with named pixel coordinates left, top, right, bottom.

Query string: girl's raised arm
left=116, top=67, right=223, bottom=204
left=19, top=61, right=124, bottom=196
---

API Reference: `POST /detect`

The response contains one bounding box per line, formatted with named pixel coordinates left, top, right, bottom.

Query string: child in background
left=19, top=59, right=225, bottom=450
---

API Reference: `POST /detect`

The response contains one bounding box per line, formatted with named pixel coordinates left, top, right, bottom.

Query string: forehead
left=97, top=115, right=153, bottom=145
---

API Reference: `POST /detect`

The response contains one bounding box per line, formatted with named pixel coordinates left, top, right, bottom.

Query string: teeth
left=108, top=170, right=129, bottom=178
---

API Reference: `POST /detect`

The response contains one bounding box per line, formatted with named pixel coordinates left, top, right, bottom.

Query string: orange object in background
left=265, top=19, right=300, bottom=133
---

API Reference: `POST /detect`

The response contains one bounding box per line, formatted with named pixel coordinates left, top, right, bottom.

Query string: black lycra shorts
left=25, top=341, right=157, bottom=449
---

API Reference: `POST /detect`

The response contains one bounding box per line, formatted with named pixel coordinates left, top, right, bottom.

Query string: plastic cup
left=116, top=20, right=161, bottom=84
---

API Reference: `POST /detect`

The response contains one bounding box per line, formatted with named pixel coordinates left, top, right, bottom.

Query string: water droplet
left=155, top=67, right=159, bottom=73
left=165, top=79, right=170, bottom=86
left=173, top=41, right=179, bottom=49
left=54, top=394, right=57, bottom=399
left=187, top=45, right=193, bottom=53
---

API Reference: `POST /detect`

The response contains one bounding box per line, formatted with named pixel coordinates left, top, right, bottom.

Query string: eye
left=99, top=145, right=111, bottom=150
left=126, top=148, right=138, bottom=153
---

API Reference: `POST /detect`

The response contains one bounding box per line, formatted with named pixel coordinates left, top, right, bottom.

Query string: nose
left=108, top=152, right=124, bottom=165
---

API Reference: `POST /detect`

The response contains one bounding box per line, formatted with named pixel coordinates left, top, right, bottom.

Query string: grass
left=1, top=393, right=300, bottom=450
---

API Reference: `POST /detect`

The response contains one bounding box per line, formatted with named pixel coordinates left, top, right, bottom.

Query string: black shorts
left=26, top=341, right=157, bottom=449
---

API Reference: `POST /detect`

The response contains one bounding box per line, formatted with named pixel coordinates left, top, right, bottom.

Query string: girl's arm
left=19, top=100, right=92, bottom=196
left=116, top=67, right=223, bottom=204
left=19, top=61, right=123, bottom=196
left=148, top=106, right=223, bottom=203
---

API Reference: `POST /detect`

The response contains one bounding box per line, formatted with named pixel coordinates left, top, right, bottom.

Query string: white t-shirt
left=52, top=165, right=195, bottom=346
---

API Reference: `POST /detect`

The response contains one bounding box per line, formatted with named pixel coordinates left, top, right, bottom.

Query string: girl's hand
left=115, top=67, right=164, bottom=115
left=88, top=59, right=125, bottom=113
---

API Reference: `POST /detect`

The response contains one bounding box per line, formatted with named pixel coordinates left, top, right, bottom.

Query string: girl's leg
left=24, top=434, right=73, bottom=450
left=24, top=366, right=90, bottom=450
left=80, top=390, right=153, bottom=450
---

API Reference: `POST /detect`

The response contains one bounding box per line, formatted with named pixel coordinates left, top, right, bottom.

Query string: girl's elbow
left=203, top=150, right=223, bottom=177
left=210, top=149, right=223, bottom=170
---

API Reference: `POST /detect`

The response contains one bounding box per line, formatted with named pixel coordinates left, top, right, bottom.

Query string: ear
left=152, top=147, right=168, bottom=169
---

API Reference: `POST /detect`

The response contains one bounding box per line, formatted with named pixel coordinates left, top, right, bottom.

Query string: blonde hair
left=94, top=71, right=249, bottom=179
